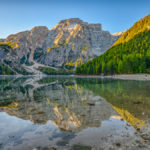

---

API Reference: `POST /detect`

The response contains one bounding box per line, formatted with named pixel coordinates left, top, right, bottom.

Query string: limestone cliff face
left=40, top=18, right=119, bottom=67
left=0, top=44, right=25, bottom=74
left=0, top=18, right=120, bottom=74
left=5, top=26, right=49, bottom=63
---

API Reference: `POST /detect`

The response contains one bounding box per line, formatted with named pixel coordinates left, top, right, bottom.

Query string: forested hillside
left=114, top=14, right=150, bottom=45
left=76, top=14, right=150, bottom=75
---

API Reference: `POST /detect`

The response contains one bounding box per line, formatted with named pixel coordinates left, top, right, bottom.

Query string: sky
left=0, top=0, right=150, bottom=38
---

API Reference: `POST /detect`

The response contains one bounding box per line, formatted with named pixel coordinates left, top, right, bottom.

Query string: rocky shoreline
left=105, top=74, right=150, bottom=81
left=74, top=74, right=150, bottom=81
left=1, top=74, right=150, bottom=81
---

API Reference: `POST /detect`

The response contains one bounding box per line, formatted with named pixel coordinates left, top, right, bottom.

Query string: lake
left=0, top=76, right=150, bottom=150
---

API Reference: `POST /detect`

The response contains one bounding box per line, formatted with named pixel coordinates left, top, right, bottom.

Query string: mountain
left=114, top=14, right=150, bottom=45
left=76, top=14, right=150, bottom=75
left=112, top=32, right=124, bottom=36
left=0, top=18, right=120, bottom=75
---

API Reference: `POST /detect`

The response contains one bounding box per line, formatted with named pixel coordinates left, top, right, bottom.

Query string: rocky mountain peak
left=53, top=18, right=102, bottom=31
left=58, top=18, right=84, bottom=25
left=52, top=18, right=85, bottom=31
left=0, top=18, right=121, bottom=74
left=112, top=32, right=124, bottom=36
left=30, top=26, right=49, bottom=36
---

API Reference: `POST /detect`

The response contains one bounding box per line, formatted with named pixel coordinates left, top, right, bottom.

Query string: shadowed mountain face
left=0, top=18, right=120, bottom=75
left=0, top=77, right=150, bottom=149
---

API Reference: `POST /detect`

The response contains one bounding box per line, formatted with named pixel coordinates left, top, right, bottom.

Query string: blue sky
left=0, top=0, right=150, bottom=38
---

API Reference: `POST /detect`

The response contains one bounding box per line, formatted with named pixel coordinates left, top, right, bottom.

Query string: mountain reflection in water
left=0, top=76, right=150, bottom=150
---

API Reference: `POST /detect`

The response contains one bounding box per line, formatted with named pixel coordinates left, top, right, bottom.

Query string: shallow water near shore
left=0, top=76, right=150, bottom=150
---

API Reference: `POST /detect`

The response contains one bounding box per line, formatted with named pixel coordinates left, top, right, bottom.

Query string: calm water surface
left=0, top=76, right=150, bottom=150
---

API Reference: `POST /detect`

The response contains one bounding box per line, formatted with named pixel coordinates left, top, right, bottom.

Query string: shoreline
left=74, top=74, right=150, bottom=81
left=105, top=74, right=150, bottom=81
left=1, top=74, right=150, bottom=81
left=75, top=74, right=150, bottom=81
